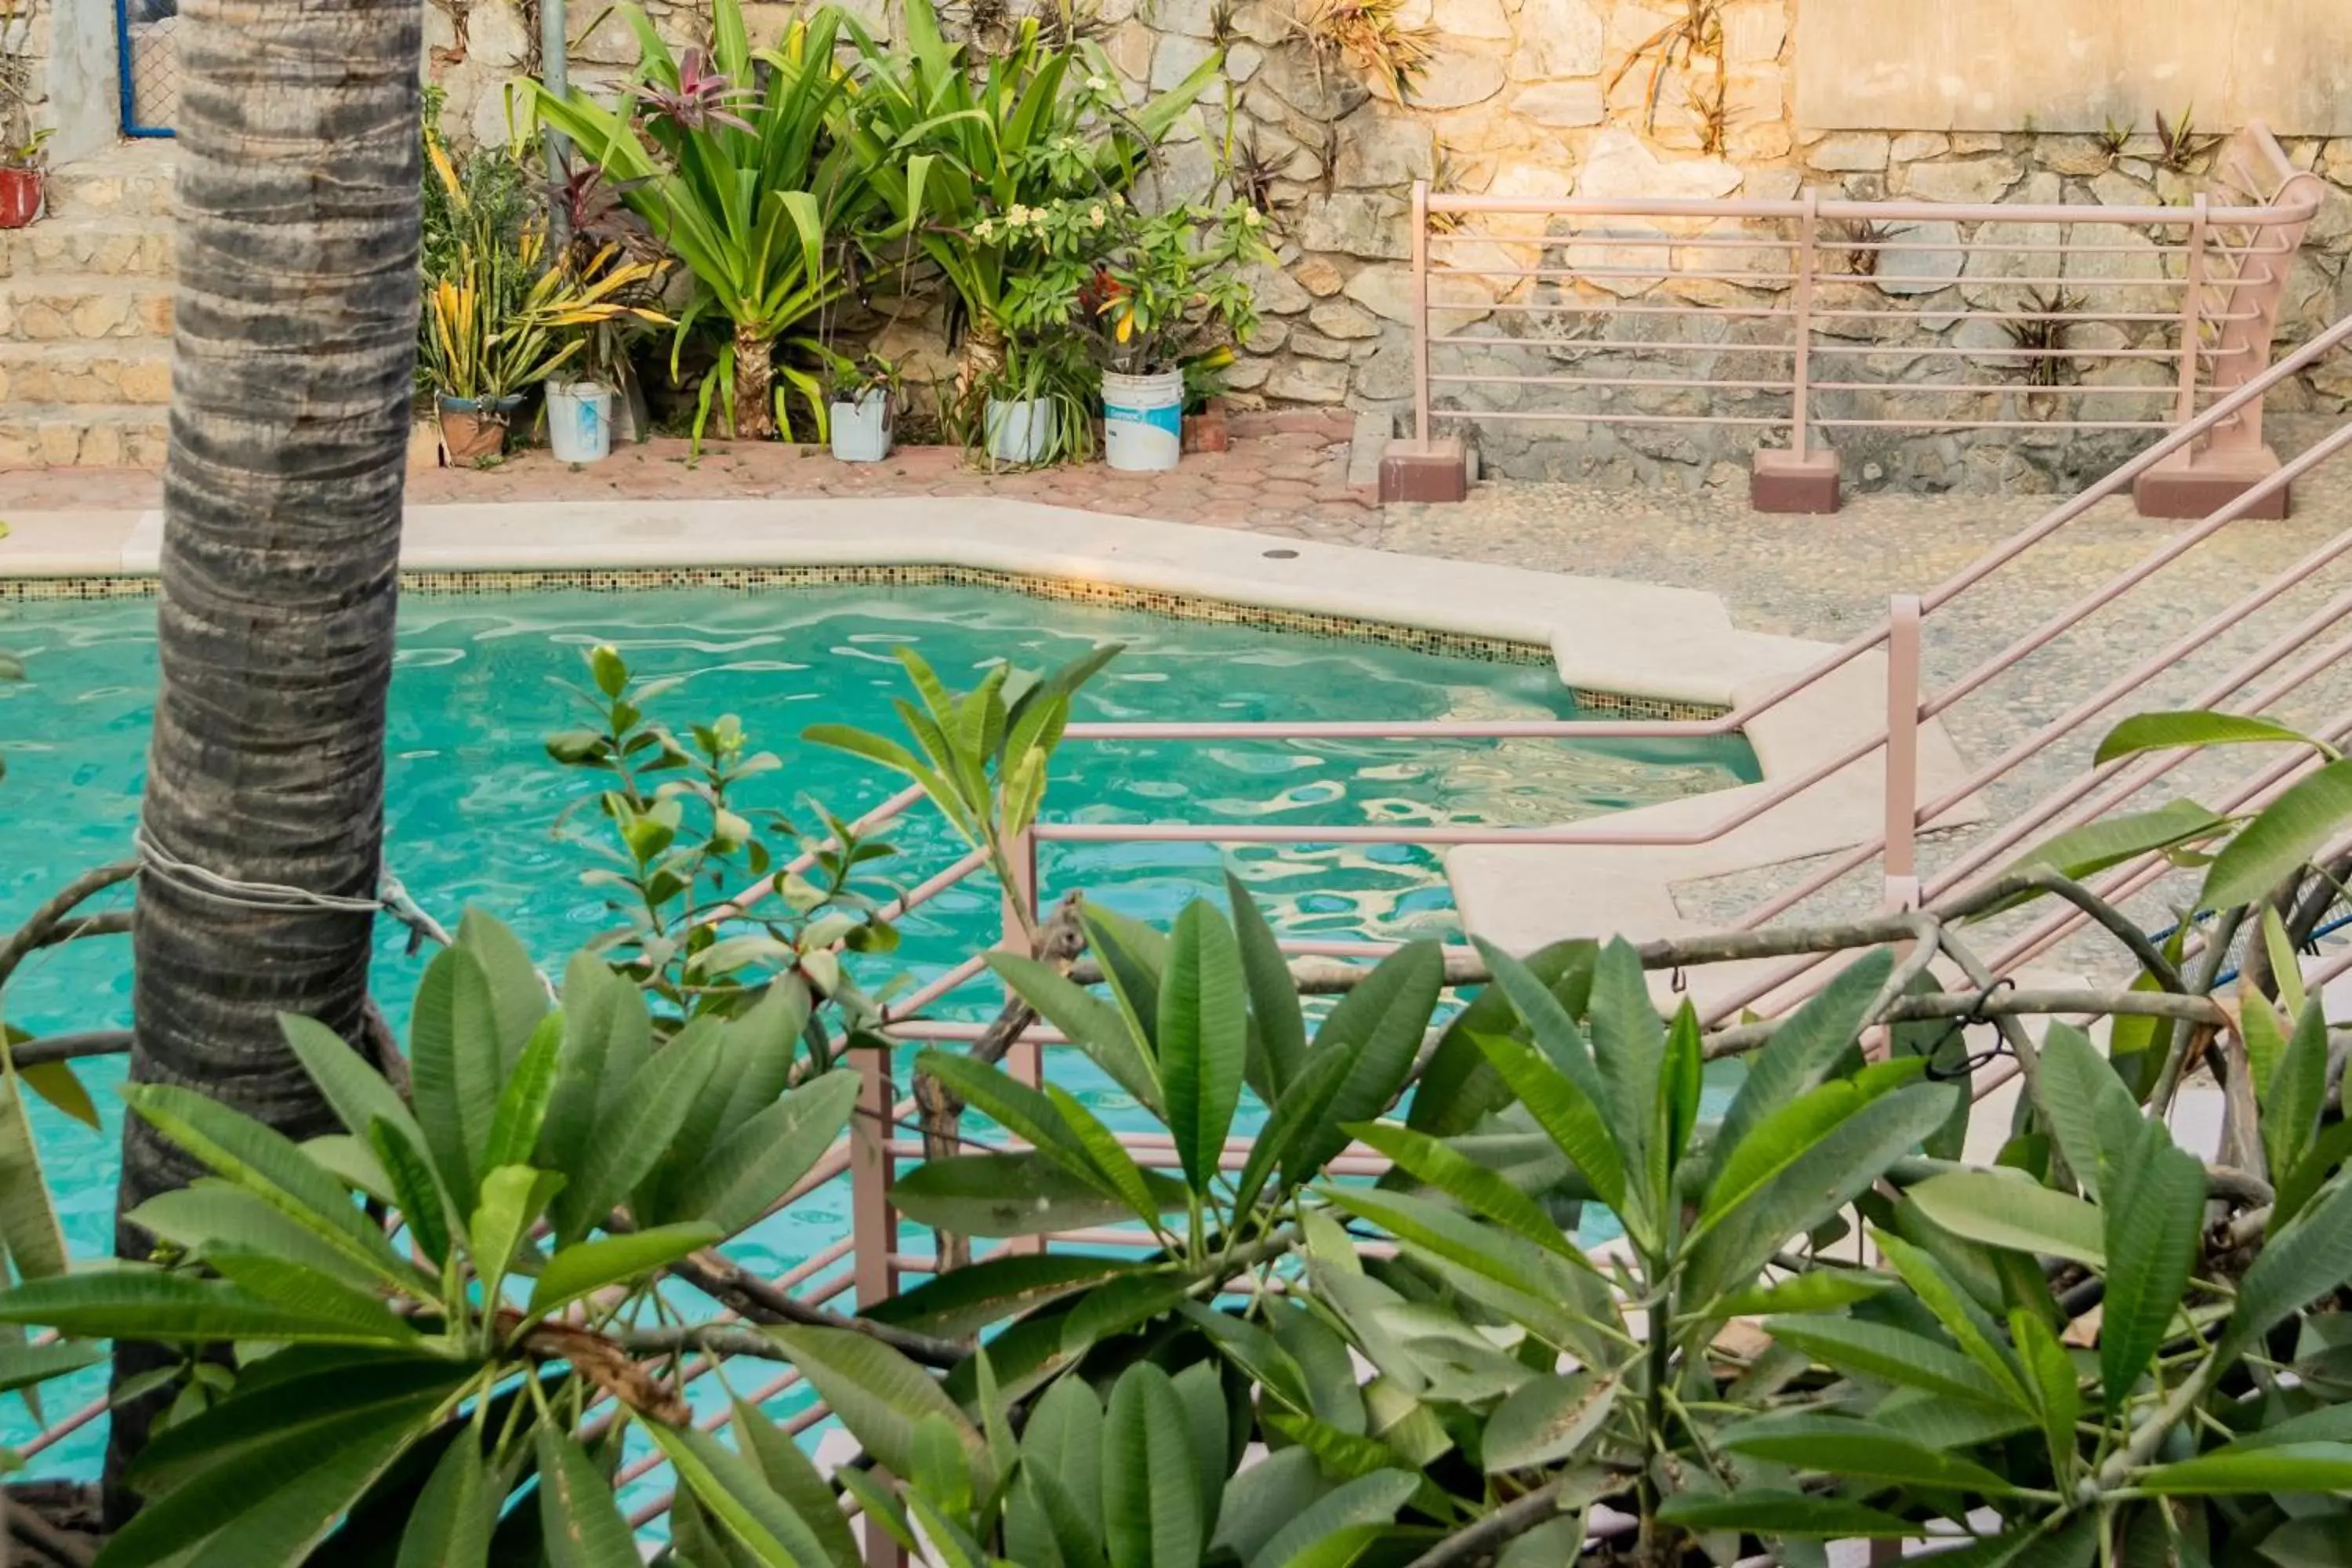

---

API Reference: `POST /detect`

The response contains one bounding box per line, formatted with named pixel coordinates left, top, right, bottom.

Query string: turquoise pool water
left=0, top=582, right=1755, bottom=1479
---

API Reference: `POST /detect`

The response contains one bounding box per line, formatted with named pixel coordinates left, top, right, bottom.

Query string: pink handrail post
left=2170, top=196, right=2210, bottom=427
left=1882, top=594, right=1924, bottom=913
left=1378, top=180, right=1472, bottom=503
left=851, top=1044, right=898, bottom=1310
left=2135, top=123, right=2327, bottom=518
left=1751, top=190, right=1841, bottom=513
left=1000, top=827, right=1047, bottom=1259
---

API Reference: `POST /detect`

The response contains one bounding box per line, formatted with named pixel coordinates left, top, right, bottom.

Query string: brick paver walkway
left=0, top=410, right=1385, bottom=543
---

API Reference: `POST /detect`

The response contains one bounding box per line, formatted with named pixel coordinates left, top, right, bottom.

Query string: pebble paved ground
left=10, top=423, right=2349, bottom=974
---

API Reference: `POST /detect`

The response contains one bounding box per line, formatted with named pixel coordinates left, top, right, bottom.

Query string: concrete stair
left=0, top=144, right=176, bottom=470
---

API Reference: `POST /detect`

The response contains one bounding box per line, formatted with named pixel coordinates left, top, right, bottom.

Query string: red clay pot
left=0, top=168, right=42, bottom=230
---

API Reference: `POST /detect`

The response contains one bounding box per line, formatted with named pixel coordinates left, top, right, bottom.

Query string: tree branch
left=0, top=861, right=137, bottom=991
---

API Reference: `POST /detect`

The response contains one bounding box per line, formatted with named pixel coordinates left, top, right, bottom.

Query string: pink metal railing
left=1403, top=122, right=2325, bottom=514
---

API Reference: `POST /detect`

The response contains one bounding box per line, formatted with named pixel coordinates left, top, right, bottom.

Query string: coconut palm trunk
left=104, top=0, right=423, bottom=1517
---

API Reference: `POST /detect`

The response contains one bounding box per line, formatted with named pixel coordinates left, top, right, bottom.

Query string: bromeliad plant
left=532, top=0, right=868, bottom=447
left=0, top=913, right=862, bottom=1564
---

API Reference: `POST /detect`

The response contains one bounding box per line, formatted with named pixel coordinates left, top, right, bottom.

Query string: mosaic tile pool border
left=0, top=565, right=1726, bottom=720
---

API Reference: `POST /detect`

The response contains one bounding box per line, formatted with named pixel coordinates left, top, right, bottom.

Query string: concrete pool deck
left=0, top=493, right=1983, bottom=976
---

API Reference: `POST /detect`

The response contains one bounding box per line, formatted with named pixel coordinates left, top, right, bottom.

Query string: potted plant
left=974, top=336, right=1091, bottom=467
left=1181, top=345, right=1233, bottom=453
left=1008, top=196, right=1272, bottom=473
left=0, top=0, right=45, bottom=233
left=825, top=351, right=900, bottom=463
left=545, top=158, right=670, bottom=461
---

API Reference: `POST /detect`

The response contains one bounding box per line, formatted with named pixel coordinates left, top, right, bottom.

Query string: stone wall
left=417, top=0, right=2352, bottom=491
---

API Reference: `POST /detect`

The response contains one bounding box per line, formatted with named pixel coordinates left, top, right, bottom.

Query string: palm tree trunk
left=105, top=0, right=422, bottom=1521
left=732, top=321, right=775, bottom=438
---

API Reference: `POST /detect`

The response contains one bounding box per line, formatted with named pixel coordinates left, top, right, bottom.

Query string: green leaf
left=547, top=1018, right=723, bottom=1242
left=1228, top=870, right=1306, bottom=1098
left=408, top=943, right=505, bottom=1209
left=1482, top=1371, right=1618, bottom=1472
left=1292, top=939, right=1444, bottom=1179
left=665, top=1068, right=858, bottom=1236
left=1022, top=1375, right=1106, bottom=1541
left=1871, top=1231, right=2030, bottom=1410
left=527, top=1221, right=720, bottom=1319
left=0, top=1339, right=97, bottom=1395
left=891, top=1150, right=1188, bottom=1236
left=1684, top=1080, right=1961, bottom=1308
left=2031, top=1022, right=2144, bottom=1203
left=120, top=1082, right=416, bottom=1290
left=1762, top=1314, right=2024, bottom=1410
left=768, top=1325, right=985, bottom=1486
left=1104, top=1362, right=1203, bottom=1568
left=1082, top=902, right=1171, bottom=1058
left=468, top=1165, right=565, bottom=1308
left=2002, top=799, right=2231, bottom=888
left=1350, top=1120, right=1579, bottom=1260
left=2096, top=710, right=2325, bottom=765
left=543, top=954, right=652, bottom=1192
left=1711, top=1269, right=1892, bottom=1319
left=1712, top=949, right=1894, bottom=1163
left=17, top=1061, right=96, bottom=1129
left=369, top=1116, right=453, bottom=1269
left=1471, top=1029, right=1628, bottom=1222
left=2220, top=1167, right=2352, bottom=1363
left=101, top=1355, right=462, bottom=1568
left=1237, top=1039, right=1354, bottom=1214
left=1253, top=1471, right=1417, bottom=1568
left=535, top=1427, right=641, bottom=1568
left=483, top=1015, right=563, bottom=1176
left=396, top=1434, right=492, bottom=1568
left=1653, top=1490, right=1921, bottom=1537
left=127, top=1182, right=388, bottom=1295
left=203, top=1251, right=422, bottom=1345
left=1586, top=938, right=1665, bottom=1209
left=280, top=1014, right=425, bottom=1156
left=913, top=1051, right=1096, bottom=1180
left=649, top=1424, right=839, bottom=1568
left=2201, top=757, right=2352, bottom=911
left=1906, top=1170, right=2105, bottom=1266
left=2136, top=1440, right=2352, bottom=1495
left=1719, top=1413, right=2020, bottom=1494
left=1043, top=1082, right=1170, bottom=1230
left=1409, top=940, right=1595, bottom=1138
left=989, top=951, right=1162, bottom=1114
left=2264, top=997, right=2331, bottom=1180
left=2100, top=1121, right=2203, bottom=1409
left=1160, top=901, right=1248, bottom=1196
left=0, top=1069, right=63, bottom=1287
left=731, top=1391, right=865, bottom=1568
left=2011, top=1308, right=2080, bottom=1478
left=457, top=909, right=552, bottom=1071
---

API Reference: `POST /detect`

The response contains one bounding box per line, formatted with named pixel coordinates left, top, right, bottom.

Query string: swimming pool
left=0, top=579, right=1757, bottom=1475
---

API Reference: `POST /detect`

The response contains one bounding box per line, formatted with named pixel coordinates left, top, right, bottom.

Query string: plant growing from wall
left=2001, top=285, right=2085, bottom=390
left=1606, top=0, right=1725, bottom=144
left=1286, top=0, right=1434, bottom=107
left=532, top=0, right=869, bottom=448
left=2154, top=104, right=2224, bottom=175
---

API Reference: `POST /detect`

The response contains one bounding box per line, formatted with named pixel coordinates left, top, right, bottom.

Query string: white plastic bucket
left=830, top=391, right=893, bottom=463
left=985, top=397, right=1054, bottom=464
left=546, top=382, right=614, bottom=464
left=1102, top=368, right=1184, bottom=472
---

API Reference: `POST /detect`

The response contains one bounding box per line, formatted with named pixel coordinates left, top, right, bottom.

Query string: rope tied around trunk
left=132, top=826, right=452, bottom=949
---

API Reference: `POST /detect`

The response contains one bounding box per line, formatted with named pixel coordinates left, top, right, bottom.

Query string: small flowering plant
left=1001, top=197, right=1274, bottom=376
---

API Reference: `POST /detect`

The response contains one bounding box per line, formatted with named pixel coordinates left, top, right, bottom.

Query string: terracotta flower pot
left=1181, top=397, right=1230, bottom=455
left=0, top=168, right=43, bottom=230
left=436, top=396, right=517, bottom=463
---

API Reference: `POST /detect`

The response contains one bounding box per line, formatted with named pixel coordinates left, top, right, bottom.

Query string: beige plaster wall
left=1793, top=0, right=2352, bottom=136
